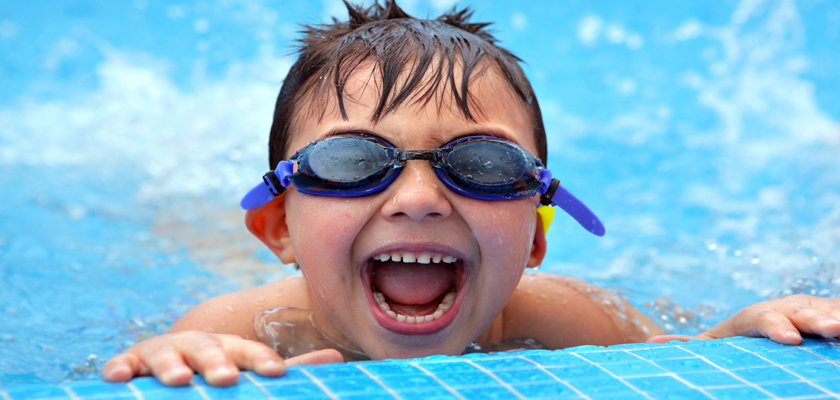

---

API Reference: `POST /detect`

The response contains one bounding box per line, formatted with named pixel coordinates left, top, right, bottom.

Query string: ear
left=245, top=194, right=296, bottom=264
left=527, top=212, right=548, bottom=269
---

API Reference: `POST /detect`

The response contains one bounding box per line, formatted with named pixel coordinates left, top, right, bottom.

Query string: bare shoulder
left=501, top=272, right=662, bottom=348
left=168, top=275, right=310, bottom=340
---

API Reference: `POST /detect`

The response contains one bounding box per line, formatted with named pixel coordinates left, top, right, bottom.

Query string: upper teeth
left=373, top=251, right=456, bottom=264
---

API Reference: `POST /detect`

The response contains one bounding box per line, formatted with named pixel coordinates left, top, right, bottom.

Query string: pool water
left=1, top=0, right=839, bottom=384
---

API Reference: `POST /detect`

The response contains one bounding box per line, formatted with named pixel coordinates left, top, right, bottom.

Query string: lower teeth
left=373, top=291, right=455, bottom=323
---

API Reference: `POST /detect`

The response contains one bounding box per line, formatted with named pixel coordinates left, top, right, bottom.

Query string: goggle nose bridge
left=396, top=149, right=444, bottom=165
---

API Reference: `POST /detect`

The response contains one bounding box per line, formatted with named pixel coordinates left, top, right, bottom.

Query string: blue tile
left=704, top=353, right=770, bottom=369
left=396, top=388, right=460, bottom=400
left=568, top=377, right=636, bottom=396
left=609, top=342, right=669, bottom=350
left=759, top=381, right=826, bottom=397
left=201, top=383, right=269, bottom=399
left=377, top=374, right=441, bottom=390
left=705, top=386, right=770, bottom=400
left=730, top=340, right=792, bottom=353
left=511, top=381, right=577, bottom=398
left=786, top=362, right=840, bottom=380
left=677, top=371, right=741, bottom=387
left=361, top=362, right=421, bottom=376
left=264, top=382, right=328, bottom=397
left=129, top=376, right=168, bottom=391
left=4, top=383, right=70, bottom=399
left=577, top=351, right=642, bottom=364
left=625, top=376, right=691, bottom=393
left=492, top=369, right=556, bottom=385
left=306, top=365, right=368, bottom=380
left=647, top=390, right=713, bottom=400
left=522, top=353, right=589, bottom=367
left=759, top=348, right=826, bottom=364
left=472, top=357, right=536, bottom=370
left=730, top=366, right=799, bottom=383
left=808, top=346, right=840, bottom=361
left=321, top=377, right=387, bottom=396
left=813, top=378, right=840, bottom=393
left=655, top=358, right=717, bottom=373
left=456, top=386, right=520, bottom=399
left=60, top=380, right=134, bottom=397
left=249, top=368, right=311, bottom=384
left=416, top=361, right=481, bottom=374
left=142, top=388, right=208, bottom=400
left=588, top=394, right=647, bottom=400
left=601, top=361, right=667, bottom=377
left=435, top=372, right=499, bottom=388
left=630, top=347, right=694, bottom=360
left=545, top=365, right=612, bottom=381
left=128, top=378, right=207, bottom=400
left=799, top=336, right=840, bottom=348
left=337, top=394, right=396, bottom=400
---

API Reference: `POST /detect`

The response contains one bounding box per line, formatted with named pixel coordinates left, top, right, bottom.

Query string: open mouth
left=363, top=249, right=467, bottom=334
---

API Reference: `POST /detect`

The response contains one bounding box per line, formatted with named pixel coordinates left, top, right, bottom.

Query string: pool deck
left=3, top=336, right=840, bottom=399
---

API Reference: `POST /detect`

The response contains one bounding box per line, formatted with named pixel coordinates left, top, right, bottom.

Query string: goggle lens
left=240, top=134, right=605, bottom=236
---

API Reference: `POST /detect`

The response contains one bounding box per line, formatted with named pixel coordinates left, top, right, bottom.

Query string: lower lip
left=362, top=263, right=465, bottom=336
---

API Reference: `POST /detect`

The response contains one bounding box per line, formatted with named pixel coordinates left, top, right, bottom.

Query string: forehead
left=289, top=60, right=535, bottom=152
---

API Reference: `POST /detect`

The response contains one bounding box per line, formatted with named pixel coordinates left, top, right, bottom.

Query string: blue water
left=1, top=0, right=839, bottom=384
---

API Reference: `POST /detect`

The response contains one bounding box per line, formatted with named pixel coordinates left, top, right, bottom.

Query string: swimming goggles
left=241, top=134, right=605, bottom=236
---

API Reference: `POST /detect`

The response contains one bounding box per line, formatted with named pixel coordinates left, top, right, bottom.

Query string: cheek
left=467, top=200, right=537, bottom=264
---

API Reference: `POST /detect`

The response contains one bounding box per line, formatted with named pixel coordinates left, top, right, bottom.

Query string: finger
left=101, top=352, right=150, bottom=382
left=735, top=310, right=802, bottom=345
left=217, top=336, right=286, bottom=377
left=646, top=335, right=696, bottom=343
left=779, top=302, right=840, bottom=339
left=286, top=349, right=344, bottom=366
left=804, top=297, right=840, bottom=336
left=176, top=335, right=240, bottom=387
left=138, top=341, right=196, bottom=386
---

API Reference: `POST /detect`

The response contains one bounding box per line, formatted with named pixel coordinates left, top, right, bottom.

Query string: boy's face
left=263, top=63, right=545, bottom=359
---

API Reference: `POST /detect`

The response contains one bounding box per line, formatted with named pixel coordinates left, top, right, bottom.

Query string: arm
left=102, top=277, right=342, bottom=386
left=496, top=272, right=662, bottom=348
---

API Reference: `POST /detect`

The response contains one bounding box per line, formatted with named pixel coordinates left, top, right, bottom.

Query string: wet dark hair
left=268, top=0, right=547, bottom=168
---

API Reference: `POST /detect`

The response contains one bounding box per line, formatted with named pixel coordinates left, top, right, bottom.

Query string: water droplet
left=751, top=256, right=760, bottom=264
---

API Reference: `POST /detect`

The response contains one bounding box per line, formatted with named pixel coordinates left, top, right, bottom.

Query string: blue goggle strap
left=240, top=161, right=294, bottom=210
left=538, top=170, right=606, bottom=237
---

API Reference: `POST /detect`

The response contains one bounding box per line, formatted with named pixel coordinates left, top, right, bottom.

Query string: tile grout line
left=461, top=358, right=528, bottom=400
left=298, top=369, right=341, bottom=400
left=243, top=372, right=277, bottom=400
left=188, top=379, right=212, bottom=400
left=355, top=364, right=403, bottom=400
left=125, top=381, right=147, bottom=400
left=728, top=342, right=836, bottom=397
left=410, top=361, right=468, bottom=400
left=515, top=354, right=593, bottom=400
left=676, top=343, right=779, bottom=399
left=0, top=390, right=11, bottom=400
left=60, top=386, right=81, bottom=400
left=566, top=350, right=656, bottom=400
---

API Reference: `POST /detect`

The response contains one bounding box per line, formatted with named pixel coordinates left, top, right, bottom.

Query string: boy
left=103, top=1, right=840, bottom=387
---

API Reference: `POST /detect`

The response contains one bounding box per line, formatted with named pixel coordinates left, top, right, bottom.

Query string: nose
left=380, top=161, right=452, bottom=222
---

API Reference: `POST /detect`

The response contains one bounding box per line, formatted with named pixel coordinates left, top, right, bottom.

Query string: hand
left=101, top=331, right=344, bottom=386
left=647, top=295, right=840, bottom=345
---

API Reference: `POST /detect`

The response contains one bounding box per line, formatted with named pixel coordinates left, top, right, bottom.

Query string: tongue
left=372, top=261, right=455, bottom=305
